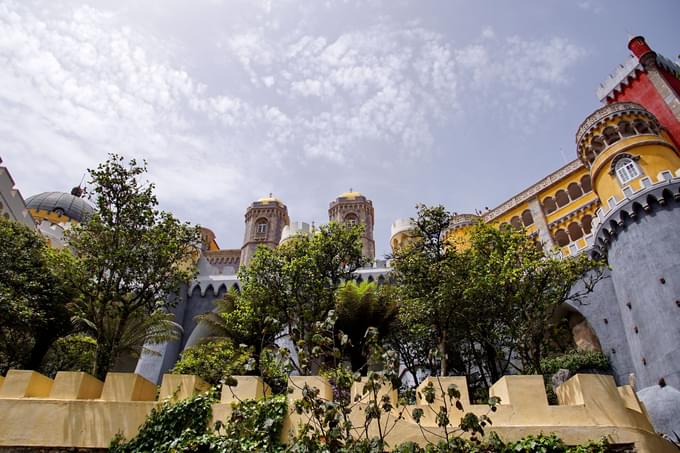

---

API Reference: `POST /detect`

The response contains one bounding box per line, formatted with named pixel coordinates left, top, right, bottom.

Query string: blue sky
left=1, top=0, right=678, bottom=257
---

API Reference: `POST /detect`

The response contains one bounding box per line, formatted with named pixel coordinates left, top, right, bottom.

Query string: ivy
left=109, top=392, right=288, bottom=453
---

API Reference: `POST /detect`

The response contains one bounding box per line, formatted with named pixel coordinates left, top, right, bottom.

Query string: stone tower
left=240, top=195, right=289, bottom=267
left=328, top=190, right=375, bottom=261
left=576, top=101, right=680, bottom=390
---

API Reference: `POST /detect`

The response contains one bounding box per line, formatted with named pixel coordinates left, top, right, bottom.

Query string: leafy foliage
left=66, top=154, right=201, bottom=379
left=40, top=334, right=97, bottom=378
left=539, top=350, right=611, bottom=376
left=391, top=205, right=604, bottom=391
left=171, top=339, right=250, bottom=385
left=110, top=391, right=288, bottom=453
left=335, top=281, right=398, bottom=371
left=0, top=216, right=74, bottom=373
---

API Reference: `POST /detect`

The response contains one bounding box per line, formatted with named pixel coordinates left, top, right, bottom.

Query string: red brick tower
left=597, top=36, right=680, bottom=148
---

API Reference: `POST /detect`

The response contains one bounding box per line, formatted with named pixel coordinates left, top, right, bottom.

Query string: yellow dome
left=338, top=190, right=362, bottom=199
left=257, top=193, right=283, bottom=204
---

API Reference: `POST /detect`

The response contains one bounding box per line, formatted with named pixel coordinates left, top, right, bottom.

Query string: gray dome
left=25, top=191, right=94, bottom=223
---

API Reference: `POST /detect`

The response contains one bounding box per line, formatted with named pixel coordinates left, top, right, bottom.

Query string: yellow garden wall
left=0, top=370, right=675, bottom=452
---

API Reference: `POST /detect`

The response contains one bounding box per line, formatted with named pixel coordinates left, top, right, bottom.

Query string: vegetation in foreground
left=1, top=154, right=616, bottom=451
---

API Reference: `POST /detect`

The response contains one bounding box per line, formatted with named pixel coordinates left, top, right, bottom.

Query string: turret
left=576, top=102, right=680, bottom=391
left=328, top=190, right=375, bottom=261
left=240, top=195, right=289, bottom=267
left=576, top=102, right=680, bottom=206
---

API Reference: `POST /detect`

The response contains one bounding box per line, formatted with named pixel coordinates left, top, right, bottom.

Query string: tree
left=391, top=205, right=603, bottom=390
left=0, top=216, right=74, bottom=373
left=226, top=222, right=367, bottom=375
left=464, top=222, right=603, bottom=374
left=335, top=280, right=397, bottom=372
left=391, top=205, right=470, bottom=377
left=170, top=339, right=250, bottom=385
left=66, top=155, right=201, bottom=379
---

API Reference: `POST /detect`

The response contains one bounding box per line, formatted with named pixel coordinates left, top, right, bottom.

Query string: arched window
left=521, top=209, right=534, bottom=227
left=591, top=136, right=605, bottom=154
left=603, top=126, right=620, bottom=145
left=344, top=213, right=359, bottom=226
left=567, top=182, right=583, bottom=200
left=614, top=158, right=641, bottom=184
left=554, top=229, right=569, bottom=247
left=647, top=120, right=659, bottom=134
left=510, top=216, right=522, bottom=229
left=542, top=197, right=557, bottom=214
left=633, top=119, right=650, bottom=134
left=580, top=175, right=592, bottom=193
left=255, top=218, right=269, bottom=237
left=567, top=222, right=584, bottom=241
left=555, top=190, right=570, bottom=208
left=582, top=215, right=593, bottom=234
left=618, top=121, right=635, bottom=137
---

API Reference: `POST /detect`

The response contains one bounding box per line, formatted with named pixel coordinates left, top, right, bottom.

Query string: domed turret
left=240, top=194, right=289, bottom=267
left=26, top=190, right=94, bottom=224
left=328, top=189, right=375, bottom=261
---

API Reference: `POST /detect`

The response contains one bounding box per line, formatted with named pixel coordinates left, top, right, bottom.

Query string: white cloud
left=481, top=26, right=495, bottom=39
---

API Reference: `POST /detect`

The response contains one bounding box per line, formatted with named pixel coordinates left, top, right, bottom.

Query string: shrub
left=540, top=350, right=611, bottom=376
left=171, top=339, right=250, bottom=385
left=40, top=334, right=97, bottom=378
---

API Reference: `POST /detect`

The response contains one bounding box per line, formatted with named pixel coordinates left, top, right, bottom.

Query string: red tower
left=597, top=36, right=680, bottom=147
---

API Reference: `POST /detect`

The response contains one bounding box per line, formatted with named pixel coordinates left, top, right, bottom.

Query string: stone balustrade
left=0, top=370, right=675, bottom=452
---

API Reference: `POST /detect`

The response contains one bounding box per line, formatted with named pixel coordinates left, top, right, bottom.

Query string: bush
left=110, top=391, right=288, bottom=453
left=40, top=334, right=97, bottom=378
left=171, top=339, right=250, bottom=385
left=541, top=350, right=610, bottom=376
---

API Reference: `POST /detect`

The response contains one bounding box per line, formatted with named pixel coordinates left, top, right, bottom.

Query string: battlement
left=0, top=371, right=675, bottom=452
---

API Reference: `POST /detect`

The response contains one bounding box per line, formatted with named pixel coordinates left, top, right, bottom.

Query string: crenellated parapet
left=590, top=172, right=680, bottom=259
left=0, top=370, right=675, bottom=452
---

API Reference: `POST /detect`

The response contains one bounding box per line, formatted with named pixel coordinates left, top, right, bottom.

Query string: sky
left=1, top=0, right=678, bottom=257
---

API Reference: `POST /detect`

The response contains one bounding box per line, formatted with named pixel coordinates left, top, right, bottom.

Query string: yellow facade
left=419, top=103, right=680, bottom=259
left=0, top=370, right=675, bottom=452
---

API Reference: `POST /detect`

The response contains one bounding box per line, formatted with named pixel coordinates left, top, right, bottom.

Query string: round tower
left=576, top=102, right=680, bottom=390
left=390, top=218, right=415, bottom=253
left=446, top=213, right=481, bottom=250
left=240, top=195, right=289, bottom=267
left=328, top=190, right=375, bottom=261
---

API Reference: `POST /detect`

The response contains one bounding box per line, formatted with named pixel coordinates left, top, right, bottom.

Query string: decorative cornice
left=449, top=213, right=480, bottom=229
left=483, top=160, right=584, bottom=222
left=575, top=102, right=650, bottom=148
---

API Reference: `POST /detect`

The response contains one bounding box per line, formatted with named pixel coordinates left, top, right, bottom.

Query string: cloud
left=0, top=0, right=588, bottom=250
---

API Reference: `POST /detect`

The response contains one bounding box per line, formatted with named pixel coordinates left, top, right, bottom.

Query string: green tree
left=464, top=222, right=603, bottom=375
left=392, top=205, right=603, bottom=388
left=391, top=205, right=470, bottom=377
left=0, top=216, right=74, bottom=373
left=229, top=222, right=367, bottom=375
left=66, top=155, right=201, bottom=379
left=335, top=280, right=397, bottom=372
left=40, top=334, right=97, bottom=378
left=171, top=338, right=250, bottom=385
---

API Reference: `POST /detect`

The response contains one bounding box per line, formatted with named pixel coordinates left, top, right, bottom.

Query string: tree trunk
left=439, top=330, right=448, bottom=376
left=483, top=342, right=500, bottom=384
left=26, top=333, right=54, bottom=371
left=93, top=341, right=113, bottom=381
